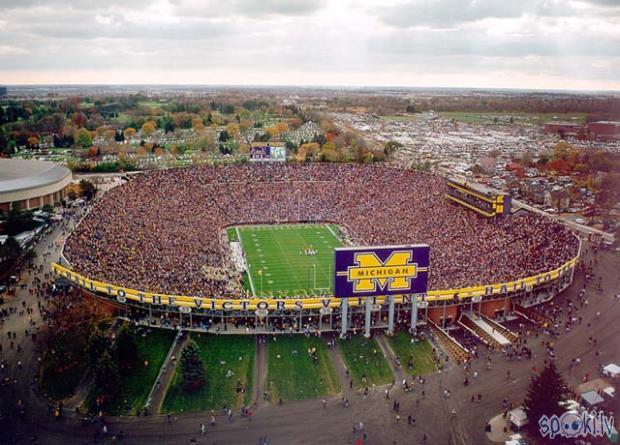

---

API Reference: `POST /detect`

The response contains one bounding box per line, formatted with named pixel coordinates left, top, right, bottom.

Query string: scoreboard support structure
left=410, top=294, right=419, bottom=337
left=364, top=297, right=373, bottom=338
left=340, top=298, right=349, bottom=338
left=387, top=296, right=395, bottom=335
left=335, top=244, right=430, bottom=338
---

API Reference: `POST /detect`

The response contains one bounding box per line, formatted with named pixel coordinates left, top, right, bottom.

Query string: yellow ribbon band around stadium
left=51, top=255, right=578, bottom=311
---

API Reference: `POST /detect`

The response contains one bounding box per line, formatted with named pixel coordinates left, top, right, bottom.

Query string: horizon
left=3, top=83, right=620, bottom=95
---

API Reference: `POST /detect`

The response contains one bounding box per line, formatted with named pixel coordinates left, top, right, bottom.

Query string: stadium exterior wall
left=51, top=237, right=580, bottom=316
left=0, top=159, right=72, bottom=212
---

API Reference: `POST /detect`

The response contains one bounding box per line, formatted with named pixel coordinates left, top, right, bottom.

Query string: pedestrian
left=200, top=423, right=206, bottom=435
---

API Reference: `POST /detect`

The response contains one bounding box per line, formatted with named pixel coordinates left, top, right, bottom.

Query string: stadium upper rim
left=0, top=158, right=72, bottom=204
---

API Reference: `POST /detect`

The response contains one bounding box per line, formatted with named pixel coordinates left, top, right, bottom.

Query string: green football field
left=228, top=223, right=343, bottom=297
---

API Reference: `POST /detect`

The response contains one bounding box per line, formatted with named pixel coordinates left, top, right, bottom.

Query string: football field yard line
left=298, top=229, right=333, bottom=291
left=271, top=229, right=305, bottom=296
left=238, top=229, right=258, bottom=297
left=325, top=223, right=340, bottom=242
left=235, top=224, right=344, bottom=297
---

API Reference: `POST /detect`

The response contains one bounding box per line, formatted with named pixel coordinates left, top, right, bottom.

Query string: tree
left=180, top=339, right=205, bottom=392
left=523, top=362, right=568, bottom=444
left=0, top=237, right=22, bottom=270
left=226, top=123, right=240, bottom=140
left=195, top=132, right=217, bottom=152
left=115, top=325, right=138, bottom=370
left=75, top=128, right=92, bottom=148
left=79, top=179, right=96, bottom=200
left=86, top=328, right=112, bottom=366
left=123, top=127, right=136, bottom=141
left=4, top=206, right=36, bottom=236
left=384, top=140, right=403, bottom=158
left=92, top=350, right=120, bottom=408
left=219, top=130, right=230, bottom=142
left=141, top=121, right=156, bottom=137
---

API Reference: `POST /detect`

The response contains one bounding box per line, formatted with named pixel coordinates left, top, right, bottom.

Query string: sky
left=0, top=0, right=619, bottom=90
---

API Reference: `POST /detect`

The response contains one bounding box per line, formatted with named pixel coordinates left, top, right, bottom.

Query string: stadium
left=0, top=158, right=72, bottom=213
left=54, top=163, right=580, bottom=351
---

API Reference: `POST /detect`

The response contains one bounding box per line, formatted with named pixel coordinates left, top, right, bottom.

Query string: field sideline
left=230, top=223, right=343, bottom=297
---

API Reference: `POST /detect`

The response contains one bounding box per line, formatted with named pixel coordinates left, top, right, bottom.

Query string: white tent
left=580, top=390, right=605, bottom=407
left=602, top=363, right=620, bottom=378
left=508, top=407, right=529, bottom=428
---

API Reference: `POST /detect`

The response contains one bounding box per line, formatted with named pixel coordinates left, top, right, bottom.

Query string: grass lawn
left=438, top=111, right=587, bottom=125
left=138, top=100, right=167, bottom=109
left=106, top=328, right=176, bottom=415
left=266, top=335, right=340, bottom=402
left=380, top=114, right=420, bottom=122
left=338, top=336, right=393, bottom=389
left=233, top=223, right=343, bottom=297
left=387, top=333, right=436, bottom=376
left=162, top=335, right=255, bottom=413
left=39, top=356, right=88, bottom=400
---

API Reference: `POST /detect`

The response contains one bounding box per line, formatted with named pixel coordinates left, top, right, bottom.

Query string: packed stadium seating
left=428, top=320, right=470, bottom=364
left=513, top=303, right=552, bottom=328
left=64, top=164, right=580, bottom=299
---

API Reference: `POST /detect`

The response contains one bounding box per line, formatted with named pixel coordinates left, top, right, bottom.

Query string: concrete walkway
left=324, top=336, right=352, bottom=396
left=375, top=334, right=407, bottom=385
left=253, top=335, right=268, bottom=407
left=467, top=314, right=512, bottom=346
left=146, top=331, right=187, bottom=414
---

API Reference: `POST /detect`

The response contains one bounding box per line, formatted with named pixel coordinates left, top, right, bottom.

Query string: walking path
left=324, top=336, right=352, bottom=396
left=146, top=331, right=186, bottom=414
left=467, top=314, right=512, bottom=346
left=376, top=334, right=407, bottom=384
left=253, top=335, right=268, bottom=407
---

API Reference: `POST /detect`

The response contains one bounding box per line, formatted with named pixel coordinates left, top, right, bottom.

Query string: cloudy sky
left=0, top=0, right=619, bottom=90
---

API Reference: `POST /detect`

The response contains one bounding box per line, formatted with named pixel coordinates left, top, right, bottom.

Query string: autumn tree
left=192, top=117, right=205, bottom=132
left=27, top=136, right=40, bottom=148
left=226, top=123, right=240, bottom=140
left=276, top=121, right=289, bottom=135
left=141, top=121, right=156, bottom=137
left=123, top=127, right=136, bottom=140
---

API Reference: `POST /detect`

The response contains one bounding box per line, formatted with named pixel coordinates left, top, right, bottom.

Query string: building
left=587, top=121, right=620, bottom=141
left=0, top=159, right=72, bottom=213
left=543, top=122, right=584, bottom=138
left=0, top=86, right=6, bottom=97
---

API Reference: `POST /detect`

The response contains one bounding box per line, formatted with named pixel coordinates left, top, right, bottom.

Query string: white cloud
left=0, top=0, right=618, bottom=90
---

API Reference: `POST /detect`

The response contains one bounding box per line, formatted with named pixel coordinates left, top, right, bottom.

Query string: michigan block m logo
left=345, top=250, right=418, bottom=293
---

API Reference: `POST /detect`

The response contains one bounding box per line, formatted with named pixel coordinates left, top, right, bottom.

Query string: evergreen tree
left=523, top=362, right=568, bottom=443
left=87, top=328, right=112, bottom=366
left=93, top=350, right=120, bottom=408
left=115, top=324, right=138, bottom=370
left=180, top=339, right=205, bottom=392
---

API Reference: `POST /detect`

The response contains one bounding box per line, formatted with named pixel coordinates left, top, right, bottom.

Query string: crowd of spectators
left=64, top=163, right=580, bottom=298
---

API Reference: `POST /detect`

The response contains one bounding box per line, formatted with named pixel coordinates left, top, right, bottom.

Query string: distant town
left=2, top=85, right=618, bottom=239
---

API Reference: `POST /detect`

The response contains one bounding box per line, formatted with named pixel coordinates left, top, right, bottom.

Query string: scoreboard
left=248, top=144, right=286, bottom=162
left=446, top=177, right=511, bottom=217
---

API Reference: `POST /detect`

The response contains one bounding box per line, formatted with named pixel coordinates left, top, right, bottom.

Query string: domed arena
left=63, top=163, right=579, bottom=299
